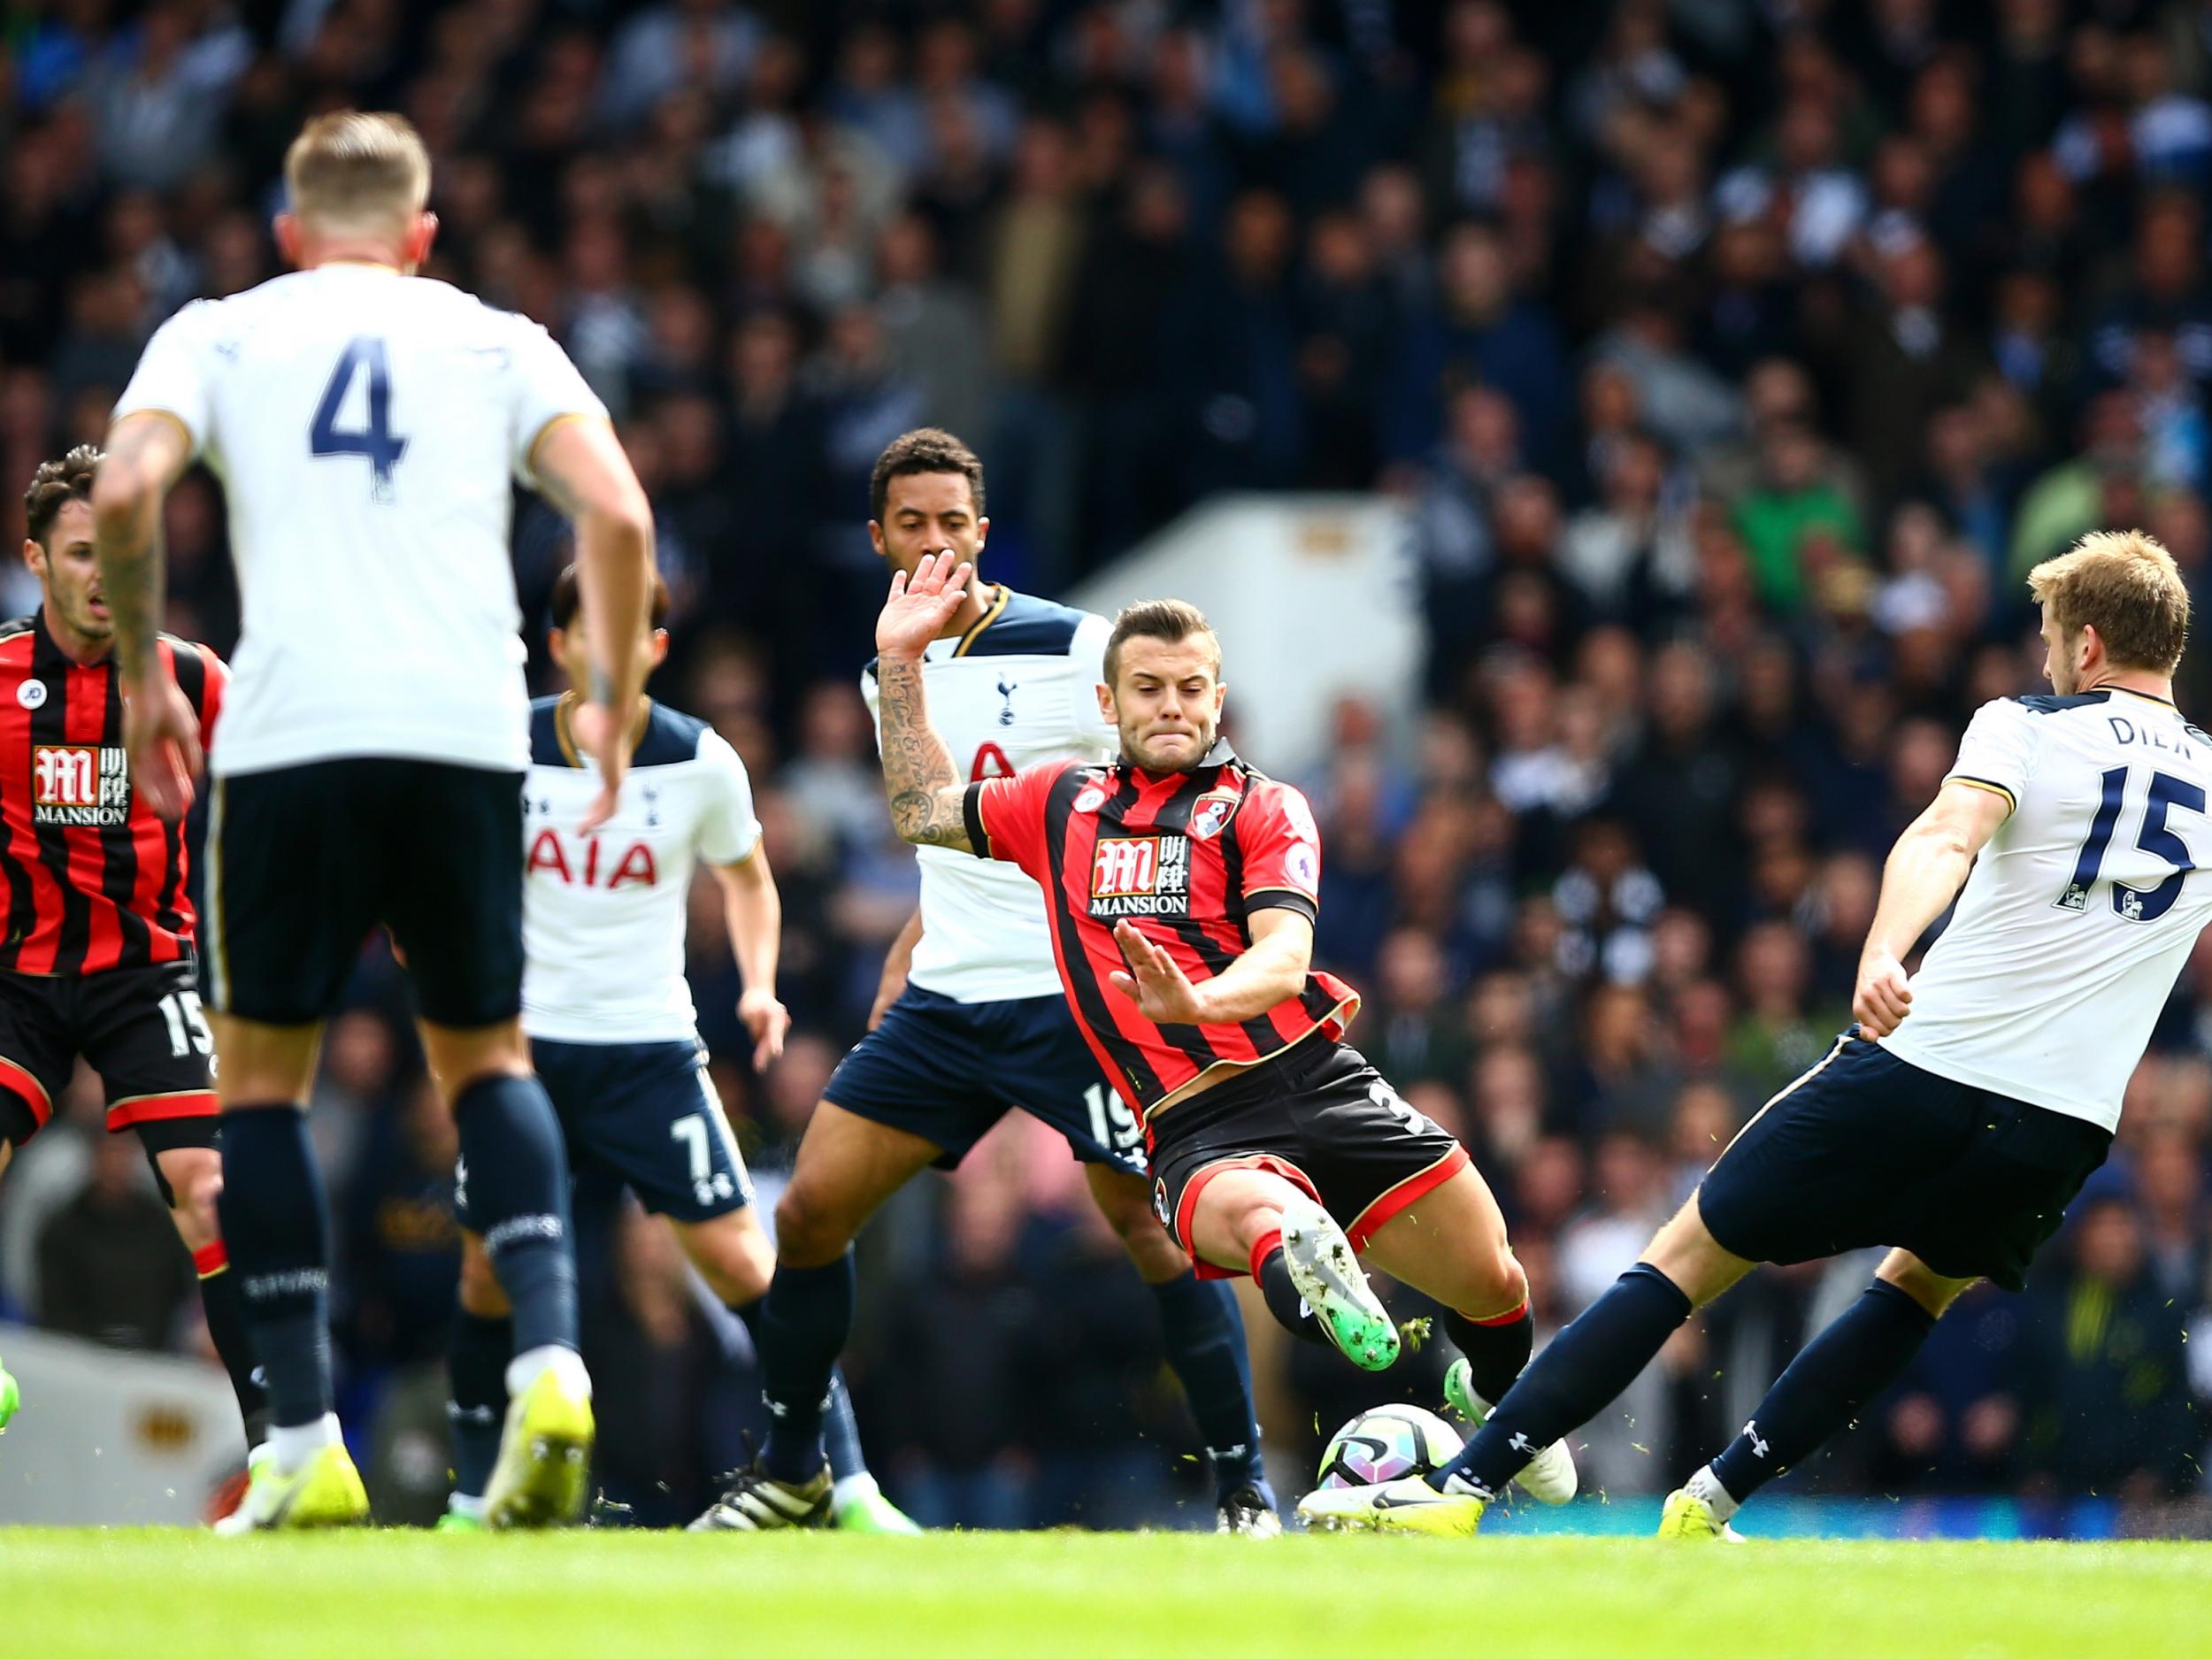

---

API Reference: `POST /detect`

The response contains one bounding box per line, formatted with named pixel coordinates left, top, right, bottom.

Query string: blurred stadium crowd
left=3, top=0, right=2212, bottom=1527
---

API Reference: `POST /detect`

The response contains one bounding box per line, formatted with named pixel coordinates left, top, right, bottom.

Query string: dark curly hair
left=868, top=427, right=985, bottom=525
left=24, top=446, right=103, bottom=548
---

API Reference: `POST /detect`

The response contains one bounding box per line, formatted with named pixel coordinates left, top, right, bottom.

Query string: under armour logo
left=1744, top=1419, right=1770, bottom=1460
left=996, top=677, right=1018, bottom=726
left=1509, top=1431, right=1535, bottom=1455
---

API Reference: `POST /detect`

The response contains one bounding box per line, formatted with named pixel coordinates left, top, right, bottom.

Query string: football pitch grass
left=6, top=1530, right=2207, bottom=1659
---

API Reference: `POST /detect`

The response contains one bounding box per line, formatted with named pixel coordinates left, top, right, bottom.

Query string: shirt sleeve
left=112, top=303, right=218, bottom=455
left=506, top=313, right=611, bottom=488
left=1067, top=613, right=1119, bottom=757
left=1947, top=699, right=2040, bottom=813
left=695, top=729, right=764, bottom=864
left=1234, top=780, right=1324, bottom=922
left=963, top=761, right=1073, bottom=880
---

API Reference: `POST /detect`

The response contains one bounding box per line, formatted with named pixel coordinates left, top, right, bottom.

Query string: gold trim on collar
left=2108, top=685, right=2179, bottom=710
left=952, top=585, right=1010, bottom=657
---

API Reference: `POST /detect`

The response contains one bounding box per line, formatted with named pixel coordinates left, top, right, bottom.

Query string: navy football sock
left=1251, top=1236, right=1332, bottom=1348
left=734, top=1294, right=869, bottom=1485
left=1441, top=1301, right=1535, bottom=1409
left=1430, top=1263, right=1692, bottom=1495
left=191, top=1242, right=272, bottom=1448
left=454, top=1073, right=578, bottom=1356
left=757, top=1253, right=856, bottom=1484
left=215, top=1104, right=334, bottom=1430
left=447, top=1310, right=511, bottom=1502
left=1709, top=1279, right=1937, bottom=1504
left=1150, top=1270, right=1268, bottom=1494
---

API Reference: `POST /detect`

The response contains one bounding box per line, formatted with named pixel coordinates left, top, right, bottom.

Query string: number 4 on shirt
left=2055, top=764, right=2205, bottom=921
left=310, top=337, right=407, bottom=502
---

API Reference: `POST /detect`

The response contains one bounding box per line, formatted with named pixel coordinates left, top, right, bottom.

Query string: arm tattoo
left=876, top=655, right=972, bottom=850
left=93, top=420, right=175, bottom=680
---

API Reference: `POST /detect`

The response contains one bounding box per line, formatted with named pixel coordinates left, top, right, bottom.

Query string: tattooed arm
left=92, top=411, right=200, bottom=820
left=873, top=549, right=975, bottom=850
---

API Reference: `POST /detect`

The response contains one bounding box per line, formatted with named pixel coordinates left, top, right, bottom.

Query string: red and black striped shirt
left=0, top=612, right=226, bottom=977
left=965, top=742, right=1360, bottom=1118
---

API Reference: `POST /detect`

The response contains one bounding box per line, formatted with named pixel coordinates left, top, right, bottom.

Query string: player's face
left=1103, top=635, right=1227, bottom=773
left=549, top=618, right=668, bottom=691
left=23, top=500, right=110, bottom=645
left=870, top=472, right=987, bottom=572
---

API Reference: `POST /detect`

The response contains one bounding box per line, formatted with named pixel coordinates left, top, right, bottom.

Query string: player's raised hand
left=876, top=549, right=972, bottom=660
left=738, top=985, right=790, bottom=1071
left=1109, top=918, right=1210, bottom=1025
left=1852, top=948, right=1912, bottom=1038
left=571, top=696, right=627, bottom=833
left=120, top=670, right=204, bottom=822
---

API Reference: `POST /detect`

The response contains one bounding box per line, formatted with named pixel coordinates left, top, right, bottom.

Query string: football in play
left=1315, top=1403, right=1464, bottom=1488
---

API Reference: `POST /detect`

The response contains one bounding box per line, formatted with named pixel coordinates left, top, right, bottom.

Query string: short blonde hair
left=2028, top=529, right=2191, bottom=673
left=284, top=111, right=430, bottom=232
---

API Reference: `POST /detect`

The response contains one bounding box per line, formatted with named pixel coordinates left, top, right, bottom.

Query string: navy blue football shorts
left=824, top=985, right=1145, bottom=1174
left=1696, top=1030, right=2112, bottom=1293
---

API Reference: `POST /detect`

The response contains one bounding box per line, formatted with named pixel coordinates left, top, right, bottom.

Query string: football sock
left=447, top=1310, right=511, bottom=1502
left=1709, top=1279, right=1937, bottom=1506
left=1429, top=1263, right=1692, bottom=1495
left=216, top=1103, right=334, bottom=1439
left=269, top=1412, right=342, bottom=1476
left=1149, top=1269, right=1269, bottom=1493
left=1251, top=1234, right=1332, bottom=1348
left=734, top=1294, right=869, bottom=1484
left=191, top=1240, right=272, bottom=1448
left=453, top=1073, right=579, bottom=1357
left=1441, top=1300, right=1534, bottom=1409
left=757, top=1252, right=856, bottom=1484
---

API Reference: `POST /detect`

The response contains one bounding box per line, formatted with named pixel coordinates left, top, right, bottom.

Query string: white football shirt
left=111, top=265, right=608, bottom=777
left=862, top=588, right=1118, bottom=1002
left=520, top=696, right=762, bottom=1044
left=1880, top=687, right=2212, bottom=1130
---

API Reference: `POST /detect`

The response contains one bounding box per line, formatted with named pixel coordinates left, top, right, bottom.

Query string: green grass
left=4, top=1529, right=2207, bottom=1659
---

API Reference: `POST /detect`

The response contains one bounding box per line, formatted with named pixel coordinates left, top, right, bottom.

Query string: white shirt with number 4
left=1880, top=688, right=2212, bottom=1131
left=111, top=265, right=608, bottom=777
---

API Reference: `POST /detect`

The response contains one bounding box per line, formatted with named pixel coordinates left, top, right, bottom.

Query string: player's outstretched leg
left=1084, top=1164, right=1277, bottom=1533
left=445, top=1067, right=594, bottom=1530
left=211, top=1087, right=368, bottom=1531
left=440, top=1228, right=513, bottom=1532
left=1187, top=1169, right=1397, bottom=1371
left=1308, top=1195, right=1749, bottom=1534
left=1663, top=1253, right=1956, bottom=1541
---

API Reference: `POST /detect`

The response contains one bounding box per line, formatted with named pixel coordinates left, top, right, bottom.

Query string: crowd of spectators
left=3, top=0, right=2211, bottom=1525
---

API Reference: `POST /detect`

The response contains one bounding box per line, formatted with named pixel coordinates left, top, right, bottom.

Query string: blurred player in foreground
left=92, top=111, right=651, bottom=1529
left=441, top=566, right=910, bottom=1533
left=1301, top=531, right=2199, bottom=1536
left=705, top=432, right=1273, bottom=1534
left=0, top=450, right=264, bottom=1465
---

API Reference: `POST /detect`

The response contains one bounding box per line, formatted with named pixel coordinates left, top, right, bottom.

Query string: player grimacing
left=1301, top=530, right=2193, bottom=1537
left=713, top=431, right=1274, bottom=1535
left=872, top=553, right=1575, bottom=1504
left=92, top=111, right=652, bottom=1530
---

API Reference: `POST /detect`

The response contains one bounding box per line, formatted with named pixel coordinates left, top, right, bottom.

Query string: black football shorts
left=1145, top=1038, right=1470, bottom=1278
left=204, top=758, right=524, bottom=1030
left=0, top=957, right=217, bottom=1153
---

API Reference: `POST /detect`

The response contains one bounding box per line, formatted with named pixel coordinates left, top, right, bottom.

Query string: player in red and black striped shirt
left=872, top=553, right=1577, bottom=1502
left=0, top=449, right=264, bottom=1461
